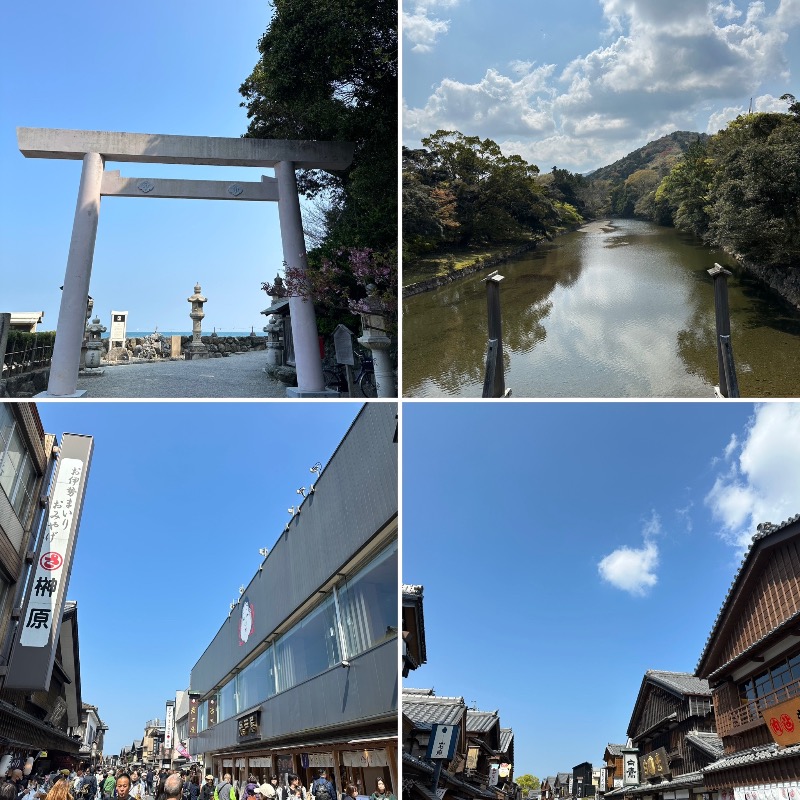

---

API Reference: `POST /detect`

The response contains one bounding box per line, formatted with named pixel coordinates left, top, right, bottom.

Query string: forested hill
left=588, top=130, right=709, bottom=183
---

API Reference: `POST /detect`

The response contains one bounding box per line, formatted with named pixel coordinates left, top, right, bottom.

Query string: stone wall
left=104, top=335, right=267, bottom=360
left=0, top=367, right=50, bottom=398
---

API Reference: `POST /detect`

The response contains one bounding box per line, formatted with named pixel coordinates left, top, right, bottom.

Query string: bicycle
left=323, top=353, right=376, bottom=397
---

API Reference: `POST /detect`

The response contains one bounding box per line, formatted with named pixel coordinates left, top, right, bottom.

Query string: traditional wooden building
left=604, top=671, right=721, bottom=800
left=604, top=745, right=628, bottom=793
left=403, top=584, right=427, bottom=678
left=696, top=515, right=800, bottom=796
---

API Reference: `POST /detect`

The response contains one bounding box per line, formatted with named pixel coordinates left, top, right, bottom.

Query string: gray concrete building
left=189, top=403, right=398, bottom=797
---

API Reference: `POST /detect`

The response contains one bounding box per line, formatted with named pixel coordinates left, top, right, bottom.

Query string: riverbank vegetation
left=584, top=96, right=799, bottom=277
left=405, top=97, right=799, bottom=297
left=403, top=131, right=586, bottom=283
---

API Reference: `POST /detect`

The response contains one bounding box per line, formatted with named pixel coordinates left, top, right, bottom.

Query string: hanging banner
left=307, top=753, right=335, bottom=768
left=165, top=703, right=175, bottom=750
left=5, top=434, right=94, bottom=690
left=341, top=751, right=388, bottom=768
left=208, top=696, right=218, bottom=727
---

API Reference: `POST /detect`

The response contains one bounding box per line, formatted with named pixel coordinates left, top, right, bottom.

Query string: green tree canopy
left=516, top=775, right=541, bottom=794
left=239, top=0, right=397, bottom=254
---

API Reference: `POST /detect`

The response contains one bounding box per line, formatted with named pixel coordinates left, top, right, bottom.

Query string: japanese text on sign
left=20, top=460, right=83, bottom=648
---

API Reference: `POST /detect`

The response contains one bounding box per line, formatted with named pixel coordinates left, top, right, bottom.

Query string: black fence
left=2, top=341, right=54, bottom=378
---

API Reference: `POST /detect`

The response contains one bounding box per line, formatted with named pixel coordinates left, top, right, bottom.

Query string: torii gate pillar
left=276, top=160, right=326, bottom=395
left=49, top=152, right=104, bottom=397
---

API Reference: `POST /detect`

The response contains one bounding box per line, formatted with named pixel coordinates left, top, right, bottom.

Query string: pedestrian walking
left=199, top=777, right=214, bottom=800
left=342, top=786, right=357, bottom=800
left=162, top=778, right=182, bottom=800
left=368, top=781, right=393, bottom=800
left=310, top=772, right=333, bottom=800
left=213, top=776, right=235, bottom=800
left=101, top=772, right=115, bottom=800
left=43, top=780, right=72, bottom=800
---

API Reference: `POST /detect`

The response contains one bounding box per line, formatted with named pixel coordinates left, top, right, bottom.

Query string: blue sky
left=35, top=400, right=363, bottom=754
left=402, top=401, right=800, bottom=780
left=403, top=0, right=800, bottom=172
left=1, top=1, right=297, bottom=332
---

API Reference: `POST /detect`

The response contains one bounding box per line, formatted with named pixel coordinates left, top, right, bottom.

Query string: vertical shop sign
left=5, top=434, right=94, bottom=690
left=165, top=702, right=175, bottom=750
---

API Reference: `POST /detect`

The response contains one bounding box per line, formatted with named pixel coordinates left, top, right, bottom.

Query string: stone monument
left=186, top=283, right=209, bottom=360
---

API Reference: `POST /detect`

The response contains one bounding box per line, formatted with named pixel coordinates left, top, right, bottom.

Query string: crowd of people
left=0, top=766, right=395, bottom=800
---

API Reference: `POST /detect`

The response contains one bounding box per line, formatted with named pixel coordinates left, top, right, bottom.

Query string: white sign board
left=427, top=724, right=459, bottom=760
left=623, top=754, right=639, bottom=786
left=489, top=764, right=499, bottom=787
left=165, top=703, right=175, bottom=750
left=20, top=459, right=83, bottom=646
left=110, top=311, right=128, bottom=347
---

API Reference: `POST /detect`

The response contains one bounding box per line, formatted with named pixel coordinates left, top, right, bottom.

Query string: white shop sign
left=341, top=750, right=388, bottom=768
left=223, top=760, right=233, bottom=768
left=249, top=758, right=272, bottom=768
left=735, top=787, right=800, bottom=800
left=235, top=759, right=246, bottom=768
left=307, top=753, right=335, bottom=768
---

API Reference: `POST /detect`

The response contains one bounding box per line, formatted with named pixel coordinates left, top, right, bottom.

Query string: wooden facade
left=696, top=515, right=800, bottom=792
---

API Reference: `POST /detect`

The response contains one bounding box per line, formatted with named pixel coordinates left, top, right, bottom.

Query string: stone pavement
left=76, top=349, right=289, bottom=398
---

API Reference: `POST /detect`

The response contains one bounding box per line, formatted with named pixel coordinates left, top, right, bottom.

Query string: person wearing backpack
left=213, top=776, right=236, bottom=800
left=310, top=772, right=333, bottom=800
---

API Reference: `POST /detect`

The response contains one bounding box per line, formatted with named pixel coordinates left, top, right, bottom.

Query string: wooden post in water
left=482, top=271, right=507, bottom=398
left=707, top=263, right=739, bottom=398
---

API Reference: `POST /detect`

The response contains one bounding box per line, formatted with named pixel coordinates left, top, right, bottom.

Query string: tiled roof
left=605, top=744, right=626, bottom=757
left=403, top=692, right=466, bottom=728
left=499, top=728, right=513, bottom=754
left=556, top=774, right=569, bottom=784
left=646, top=671, right=711, bottom=696
left=703, top=742, right=800, bottom=773
left=617, top=772, right=705, bottom=794
left=696, top=514, right=800, bottom=675
left=685, top=731, right=724, bottom=759
left=405, top=688, right=435, bottom=695
left=467, top=709, right=499, bottom=733
left=402, top=752, right=497, bottom=799
left=403, top=584, right=424, bottom=596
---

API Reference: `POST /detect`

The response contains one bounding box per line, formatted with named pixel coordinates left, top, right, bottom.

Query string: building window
left=198, top=700, right=207, bottom=732
left=219, top=681, right=236, bottom=722
left=740, top=649, right=800, bottom=705
left=0, top=406, right=38, bottom=525
left=336, top=540, right=398, bottom=659
left=274, top=592, right=340, bottom=693
left=236, top=648, right=274, bottom=712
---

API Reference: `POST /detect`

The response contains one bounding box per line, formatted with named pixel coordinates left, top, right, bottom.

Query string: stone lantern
left=357, top=285, right=396, bottom=397
left=84, top=316, right=106, bottom=369
left=186, top=282, right=209, bottom=360
left=262, top=274, right=286, bottom=367
left=79, top=294, right=94, bottom=370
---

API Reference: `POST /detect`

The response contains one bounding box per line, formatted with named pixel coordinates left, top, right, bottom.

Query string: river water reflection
left=403, top=219, right=800, bottom=397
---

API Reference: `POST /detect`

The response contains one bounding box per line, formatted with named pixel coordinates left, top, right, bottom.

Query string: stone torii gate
left=16, top=127, right=354, bottom=397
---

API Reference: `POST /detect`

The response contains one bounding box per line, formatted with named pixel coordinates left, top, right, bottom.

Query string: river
left=402, top=219, right=800, bottom=397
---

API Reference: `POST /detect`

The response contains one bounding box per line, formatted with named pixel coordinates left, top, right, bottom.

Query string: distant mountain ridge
left=588, top=130, right=710, bottom=182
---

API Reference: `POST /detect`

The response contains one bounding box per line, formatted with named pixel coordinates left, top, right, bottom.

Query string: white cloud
left=403, top=11, right=450, bottom=54
left=404, top=0, right=800, bottom=171
left=706, top=404, right=800, bottom=552
left=598, top=512, right=661, bottom=596
left=403, top=0, right=461, bottom=53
